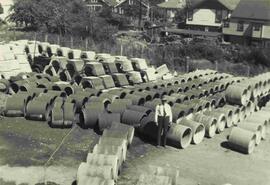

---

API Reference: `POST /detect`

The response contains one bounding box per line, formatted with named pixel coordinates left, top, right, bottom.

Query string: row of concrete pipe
left=228, top=97, right=270, bottom=154
left=77, top=121, right=134, bottom=185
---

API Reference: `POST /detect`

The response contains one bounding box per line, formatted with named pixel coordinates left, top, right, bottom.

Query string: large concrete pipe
left=107, top=99, right=133, bottom=115
left=66, top=93, right=89, bottom=111
left=127, top=71, right=143, bottom=85
left=68, top=49, right=82, bottom=59
left=126, top=105, right=152, bottom=115
left=81, top=77, right=105, bottom=90
left=121, top=109, right=147, bottom=127
left=191, top=113, right=217, bottom=138
left=98, top=113, right=121, bottom=131
left=49, top=101, right=64, bottom=127
left=207, top=93, right=226, bottom=107
left=0, top=79, right=10, bottom=93
left=245, top=115, right=268, bottom=140
left=25, top=99, right=50, bottom=121
left=115, top=58, right=133, bottom=72
left=225, top=84, right=252, bottom=106
left=172, top=103, right=194, bottom=122
left=52, top=84, right=75, bottom=96
left=99, top=93, right=119, bottom=102
left=86, top=153, right=119, bottom=180
left=4, top=93, right=32, bottom=117
left=130, top=58, right=148, bottom=71
left=110, top=121, right=135, bottom=145
left=124, top=94, right=145, bottom=105
left=84, top=62, right=106, bottom=76
left=93, top=143, right=125, bottom=164
left=222, top=105, right=240, bottom=126
left=81, top=102, right=105, bottom=128
left=80, top=51, right=96, bottom=60
left=203, top=110, right=226, bottom=133
left=144, top=99, right=162, bottom=110
left=112, top=73, right=130, bottom=87
left=88, top=96, right=111, bottom=109
left=102, top=62, right=118, bottom=74
left=21, top=87, right=46, bottom=97
left=238, top=122, right=262, bottom=145
left=170, top=93, right=189, bottom=103
left=178, top=118, right=205, bottom=145
left=132, top=91, right=152, bottom=102
left=167, top=124, right=192, bottom=149
left=99, top=75, right=115, bottom=89
left=97, top=137, right=127, bottom=164
left=214, top=108, right=234, bottom=128
left=77, top=162, right=114, bottom=180
left=228, top=127, right=256, bottom=154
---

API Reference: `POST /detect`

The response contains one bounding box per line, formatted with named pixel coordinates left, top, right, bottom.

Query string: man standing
left=155, top=96, right=172, bottom=147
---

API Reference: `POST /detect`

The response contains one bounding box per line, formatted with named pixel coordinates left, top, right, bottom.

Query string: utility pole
left=139, top=0, right=142, bottom=29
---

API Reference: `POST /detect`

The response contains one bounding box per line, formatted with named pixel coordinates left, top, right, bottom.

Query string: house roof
left=231, top=0, right=270, bottom=21
left=188, top=0, right=241, bottom=10
left=157, top=0, right=186, bottom=9
left=102, top=0, right=122, bottom=6
left=114, top=0, right=149, bottom=8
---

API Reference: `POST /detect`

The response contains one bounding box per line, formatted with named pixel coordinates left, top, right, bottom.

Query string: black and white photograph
left=0, top=0, right=270, bottom=184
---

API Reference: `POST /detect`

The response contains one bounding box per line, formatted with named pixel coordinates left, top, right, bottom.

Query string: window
left=215, top=10, right=222, bottom=23
left=129, top=0, right=134, bottom=5
left=254, top=23, right=261, bottom=31
left=223, top=20, right=230, bottom=28
left=237, top=21, right=244, bottom=31
left=91, top=0, right=97, bottom=2
left=187, top=10, right=193, bottom=21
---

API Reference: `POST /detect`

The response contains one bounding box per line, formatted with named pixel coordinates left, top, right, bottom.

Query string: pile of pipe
left=77, top=121, right=134, bottom=185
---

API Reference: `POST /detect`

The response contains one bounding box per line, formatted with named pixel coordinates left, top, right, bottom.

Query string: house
left=113, top=0, right=150, bottom=17
left=157, top=0, right=186, bottom=20
left=223, top=0, right=270, bottom=47
left=0, top=0, right=14, bottom=21
left=84, top=0, right=119, bottom=11
left=185, top=0, right=240, bottom=32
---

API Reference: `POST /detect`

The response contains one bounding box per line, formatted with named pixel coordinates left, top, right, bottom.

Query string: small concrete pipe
left=178, top=118, right=205, bottom=145
left=203, top=110, right=226, bottom=133
left=228, top=127, right=256, bottom=154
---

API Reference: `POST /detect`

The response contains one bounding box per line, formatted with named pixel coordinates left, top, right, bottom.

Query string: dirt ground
left=0, top=117, right=270, bottom=185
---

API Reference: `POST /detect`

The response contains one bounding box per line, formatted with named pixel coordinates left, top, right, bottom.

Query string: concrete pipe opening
left=228, top=127, right=256, bottom=154
left=66, top=64, right=76, bottom=78
left=167, top=124, right=192, bottom=149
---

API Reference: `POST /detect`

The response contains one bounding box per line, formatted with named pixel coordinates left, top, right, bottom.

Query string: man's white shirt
left=154, top=103, right=173, bottom=123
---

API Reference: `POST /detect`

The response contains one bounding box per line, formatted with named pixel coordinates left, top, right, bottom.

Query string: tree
left=0, top=3, right=3, bottom=14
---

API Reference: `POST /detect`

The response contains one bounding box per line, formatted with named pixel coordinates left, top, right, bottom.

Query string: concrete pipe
left=228, top=127, right=256, bottom=154
left=58, top=69, right=72, bottom=82
left=43, top=66, right=57, bottom=77
left=172, top=103, right=194, bottom=122
left=222, top=105, right=240, bottom=126
left=144, top=99, right=162, bottom=110
left=19, top=82, right=38, bottom=92
left=126, top=71, right=143, bottom=85
left=21, top=87, right=46, bottom=97
left=137, top=174, right=172, bottom=185
left=63, top=102, right=76, bottom=127
left=99, top=75, right=116, bottom=89
left=150, top=88, right=168, bottom=97
left=170, top=93, right=189, bottom=103
left=93, top=144, right=125, bottom=164
left=77, top=162, right=114, bottom=180
left=203, top=110, right=226, bottom=133
left=36, top=82, right=55, bottom=90
left=81, top=77, right=105, bottom=90
left=102, top=62, right=118, bottom=74
left=77, top=176, right=114, bottom=185
left=112, top=73, right=130, bottom=87
left=115, top=59, right=134, bottom=72
left=88, top=96, right=111, bottom=109
left=80, top=51, right=96, bottom=60
left=238, top=122, right=262, bottom=145
left=238, top=106, right=246, bottom=123
left=132, top=91, right=152, bottom=102
left=148, top=165, right=179, bottom=185
left=178, top=118, right=205, bottom=145
left=191, top=113, right=217, bottom=138
left=225, top=85, right=251, bottom=106
left=52, top=84, right=75, bottom=96
left=207, top=93, right=226, bottom=107
left=107, top=99, right=133, bottom=115
left=49, top=102, right=64, bottom=127
left=0, top=79, right=10, bottom=93
left=86, top=153, right=119, bottom=180
left=37, top=91, right=66, bottom=104
left=162, top=95, right=181, bottom=106
left=66, top=94, right=89, bottom=112
left=68, top=49, right=82, bottom=59
left=99, top=93, right=119, bottom=102
left=98, top=113, right=121, bottom=131
left=245, top=115, right=268, bottom=140
left=4, top=94, right=31, bottom=117
left=126, top=105, right=152, bottom=115
left=81, top=102, right=105, bottom=128
left=167, top=124, right=192, bottom=149
left=110, top=121, right=135, bottom=145
left=84, top=62, right=106, bottom=76
left=25, top=100, right=50, bottom=121
left=124, top=94, right=145, bottom=105
left=83, top=88, right=101, bottom=97
left=121, top=109, right=147, bottom=126
left=214, top=108, right=234, bottom=128
left=107, top=90, right=127, bottom=99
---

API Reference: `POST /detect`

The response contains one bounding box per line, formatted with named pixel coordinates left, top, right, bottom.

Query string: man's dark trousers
left=157, top=116, right=170, bottom=146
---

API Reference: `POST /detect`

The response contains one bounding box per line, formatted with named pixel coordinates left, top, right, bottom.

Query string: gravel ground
left=0, top=117, right=270, bottom=185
